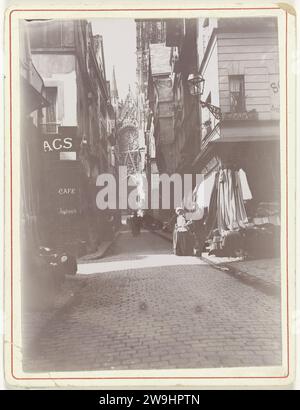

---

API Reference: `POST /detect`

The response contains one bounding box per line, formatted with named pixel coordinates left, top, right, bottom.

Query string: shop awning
left=218, top=120, right=280, bottom=143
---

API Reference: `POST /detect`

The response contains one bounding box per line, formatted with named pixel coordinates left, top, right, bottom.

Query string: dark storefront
left=39, top=127, right=93, bottom=256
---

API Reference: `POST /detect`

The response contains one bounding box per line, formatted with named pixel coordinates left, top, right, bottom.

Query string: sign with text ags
left=41, top=126, right=79, bottom=160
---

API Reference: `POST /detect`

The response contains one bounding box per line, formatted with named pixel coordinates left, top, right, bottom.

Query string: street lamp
left=187, top=73, right=205, bottom=97
left=187, top=73, right=222, bottom=120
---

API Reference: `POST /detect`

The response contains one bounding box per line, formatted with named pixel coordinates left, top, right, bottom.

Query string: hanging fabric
left=204, top=171, right=219, bottom=236
left=217, top=168, right=248, bottom=234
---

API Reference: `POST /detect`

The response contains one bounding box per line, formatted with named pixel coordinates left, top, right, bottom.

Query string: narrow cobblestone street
left=23, top=231, right=282, bottom=373
left=13, top=14, right=289, bottom=389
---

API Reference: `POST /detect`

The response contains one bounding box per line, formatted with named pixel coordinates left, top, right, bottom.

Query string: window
left=229, top=75, right=245, bottom=112
left=45, top=87, right=57, bottom=122
left=44, top=87, right=58, bottom=133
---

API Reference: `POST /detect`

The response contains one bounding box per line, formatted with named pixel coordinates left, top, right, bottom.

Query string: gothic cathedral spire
left=111, top=66, right=119, bottom=101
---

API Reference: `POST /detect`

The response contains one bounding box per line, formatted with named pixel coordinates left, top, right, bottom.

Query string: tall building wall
left=136, top=20, right=166, bottom=96
left=217, top=30, right=279, bottom=120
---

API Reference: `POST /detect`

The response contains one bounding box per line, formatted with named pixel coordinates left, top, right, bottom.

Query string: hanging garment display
left=217, top=168, right=248, bottom=234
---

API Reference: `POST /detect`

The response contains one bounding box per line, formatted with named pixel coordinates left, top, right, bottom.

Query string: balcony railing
left=40, top=123, right=61, bottom=134
left=222, top=110, right=258, bottom=121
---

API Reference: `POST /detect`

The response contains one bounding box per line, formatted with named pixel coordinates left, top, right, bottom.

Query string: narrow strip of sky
left=91, top=19, right=136, bottom=101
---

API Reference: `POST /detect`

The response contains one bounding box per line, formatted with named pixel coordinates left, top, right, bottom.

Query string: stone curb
left=78, top=231, right=120, bottom=263
left=150, top=229, right=280, bottom=294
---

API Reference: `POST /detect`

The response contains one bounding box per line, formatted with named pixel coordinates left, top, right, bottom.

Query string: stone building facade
left=136, top=19, right=166, bottom=96
left=143, top=16, right=280, bottom=233
left=26, top=19, right=116, bottom=254
left=192, top=17, right=280, bottom=219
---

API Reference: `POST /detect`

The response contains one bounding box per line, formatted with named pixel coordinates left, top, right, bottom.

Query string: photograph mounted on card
left=3, top=0, right=297, bottom=389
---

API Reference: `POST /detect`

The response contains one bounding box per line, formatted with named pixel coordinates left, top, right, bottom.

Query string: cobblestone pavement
left=22, top=276, right=88, bottom=357
left=23, top=231, right=282, bottom=372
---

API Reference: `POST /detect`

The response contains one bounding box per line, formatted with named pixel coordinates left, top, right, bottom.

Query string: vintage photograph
left=7, top=6, right=294, bottom=386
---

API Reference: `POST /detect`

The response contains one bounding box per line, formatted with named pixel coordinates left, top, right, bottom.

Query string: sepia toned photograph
left=4, top=2, right=297, bottom=388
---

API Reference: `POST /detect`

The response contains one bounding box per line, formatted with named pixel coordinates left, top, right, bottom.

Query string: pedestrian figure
left=131, top=211, right=141, bottom=236
left=173, top=207, right=193, bottom=256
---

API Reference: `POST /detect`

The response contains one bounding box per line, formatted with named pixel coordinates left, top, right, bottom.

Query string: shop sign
left=269, top=75, right=280, bottom=120
left=42, top=136, right=73, bottom=153
left=56, top=183, right=79, bottom=218
left=47, top=164, right=81, bottom=226
left=60, top=151, right=77, bottom=161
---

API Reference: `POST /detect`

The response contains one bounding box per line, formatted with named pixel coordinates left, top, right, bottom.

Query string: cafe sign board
left=47, top=162, right=81, bottom=226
